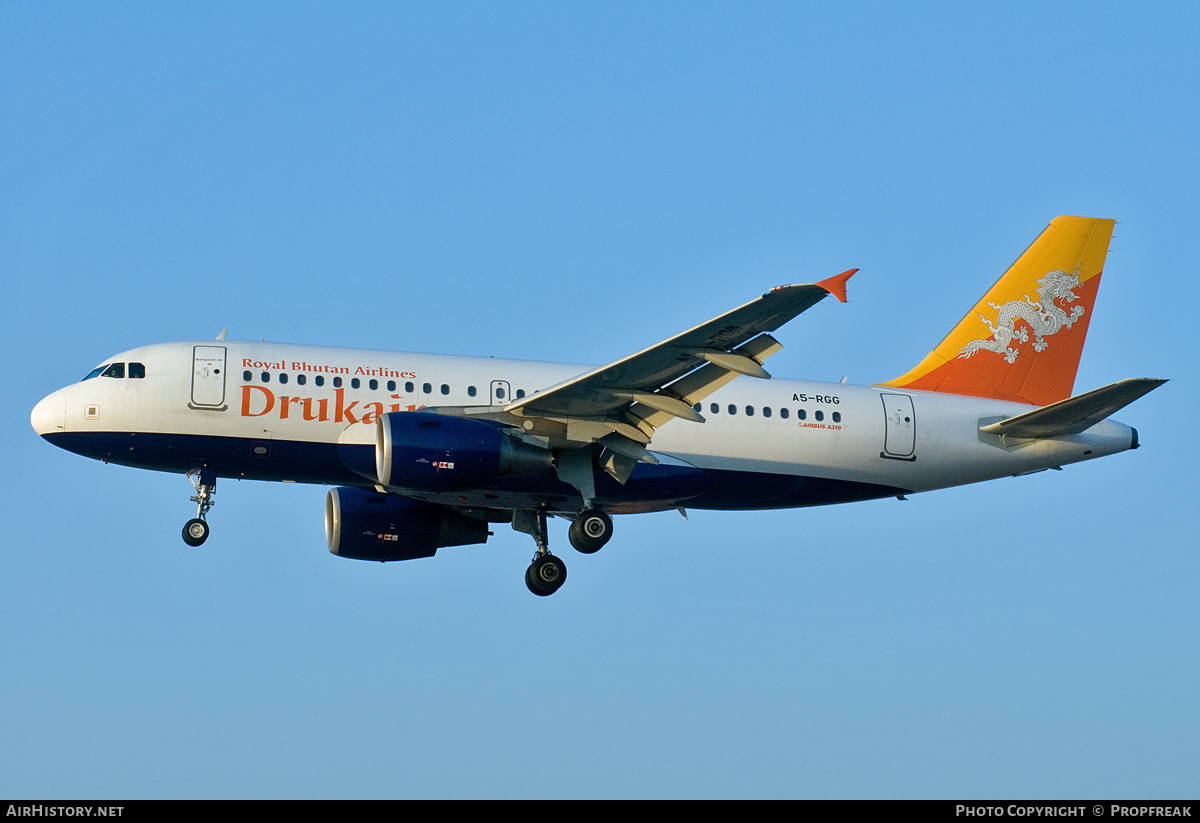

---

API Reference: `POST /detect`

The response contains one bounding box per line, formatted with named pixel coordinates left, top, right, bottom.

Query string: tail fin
left=881, top=216, right=1115, bottom=406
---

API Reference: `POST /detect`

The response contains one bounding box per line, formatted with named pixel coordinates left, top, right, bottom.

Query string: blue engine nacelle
left=325, top=486, right=489, bottom=562
left=375, top=411, right=552, bottom=492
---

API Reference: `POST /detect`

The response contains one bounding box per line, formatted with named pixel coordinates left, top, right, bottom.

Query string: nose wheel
left=182, top=469, right=216, bottom=547
left=182, top=518, right=210, bottom=547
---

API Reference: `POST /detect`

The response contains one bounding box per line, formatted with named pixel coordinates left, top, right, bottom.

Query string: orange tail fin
left=881, top=216, right=1115, bottom=406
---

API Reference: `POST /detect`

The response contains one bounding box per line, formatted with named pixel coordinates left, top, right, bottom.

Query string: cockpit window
left=82, top=361, right=144, bottom=381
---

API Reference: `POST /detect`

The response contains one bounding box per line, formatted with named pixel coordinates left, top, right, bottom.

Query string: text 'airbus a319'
left=31, top=216, right=1165, bottom=595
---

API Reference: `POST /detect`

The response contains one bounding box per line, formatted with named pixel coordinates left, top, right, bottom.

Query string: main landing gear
left=513, top=509, right=567, bottom=597
left=568, top=508, right=613, bottom=554
left=514, top=507, right=615, bottom=596
left=182, top=469, right=216, bottom=547
left=526, top=553, right=567, bottom=597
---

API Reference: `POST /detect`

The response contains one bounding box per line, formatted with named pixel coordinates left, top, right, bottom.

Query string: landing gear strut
left=568, top=508, right=612, bottom=554
left=513, top=509, right=567, bottom=596
left=182, top=469, right=216, bottom=547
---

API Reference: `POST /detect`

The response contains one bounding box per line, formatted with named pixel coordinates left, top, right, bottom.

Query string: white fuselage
left=31, top=339, right=1138, bottom=515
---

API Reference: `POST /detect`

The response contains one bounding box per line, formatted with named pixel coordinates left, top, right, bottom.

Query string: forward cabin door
left=880, top=393, right=916, bottom=460
left=191, top=346, right=228, bottom=409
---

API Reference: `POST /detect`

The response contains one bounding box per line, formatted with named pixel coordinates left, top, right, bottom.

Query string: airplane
left=30, top=216, right=1165, bottom=596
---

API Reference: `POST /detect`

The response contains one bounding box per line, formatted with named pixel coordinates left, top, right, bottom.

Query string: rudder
left=881, top=216, right=1115, bottom=406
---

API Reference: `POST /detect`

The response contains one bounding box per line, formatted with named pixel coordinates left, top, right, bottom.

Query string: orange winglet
left=816, top=268, right=857, bottom=303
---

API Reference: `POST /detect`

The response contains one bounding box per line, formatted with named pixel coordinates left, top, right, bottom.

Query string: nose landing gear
left=182, top=469, right=216, bottom=547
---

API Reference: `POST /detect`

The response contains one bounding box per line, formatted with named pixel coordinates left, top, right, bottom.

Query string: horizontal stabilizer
left=979, top=378, right=1166, bottom=438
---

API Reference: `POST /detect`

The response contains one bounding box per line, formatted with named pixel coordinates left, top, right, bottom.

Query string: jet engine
left=325, top=485, right=489, bottom=561
left=375, top=411, right=552, bottom=491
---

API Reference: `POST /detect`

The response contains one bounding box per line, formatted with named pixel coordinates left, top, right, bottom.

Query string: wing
left=439, top=270, right=856, bottom=484
left=508, top=271, right=855, bottom=420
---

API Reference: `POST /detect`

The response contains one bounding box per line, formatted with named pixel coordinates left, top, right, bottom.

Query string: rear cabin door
left=880, top=393, right=916, bottom=460
left=191, top=346, right=228, bottom=408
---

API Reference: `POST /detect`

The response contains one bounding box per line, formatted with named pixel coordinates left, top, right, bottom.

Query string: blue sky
left=2, top=2, right=1195, bottom=798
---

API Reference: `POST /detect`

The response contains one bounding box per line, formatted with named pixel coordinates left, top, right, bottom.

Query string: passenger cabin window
left=780, top=408, right=789, bottom=419
left=440, top=384, right=449, bottom=395
left=243, top=370, right=252, bottom=381
left=516, top=389, right=525, bottom=399
left=468, top=386, right=477, bottom=397
left=710, top=403, right=719, bottom=414
left=297, top=374, right=306, bottom=386
left=351, top=378, right=360, bottom=389
left=333, top=376, right=342, bottom=388
left=423, top=383, right=432, bottom=394
left=405, top=381, right=414, bottom=393
left=369, top=379, right=378, bottom=390
left=279, top=373, right=288, bottom=384
left=387, top=380, right=396, bottom=391
left=315, top=376, right=325, bottom=387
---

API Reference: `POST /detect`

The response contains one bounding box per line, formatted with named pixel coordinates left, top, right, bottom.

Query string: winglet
left=816, top=269, right=857, bottom=303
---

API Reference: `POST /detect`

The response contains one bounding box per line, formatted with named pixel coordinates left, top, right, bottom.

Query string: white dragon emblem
left=958, top=267, right=1085, bottom=364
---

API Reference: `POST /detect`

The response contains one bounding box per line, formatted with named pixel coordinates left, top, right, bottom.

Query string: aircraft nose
left=31, top=390, right=67, bottom=437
